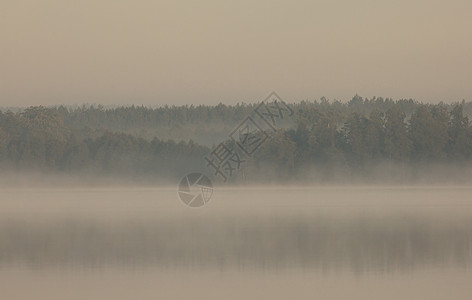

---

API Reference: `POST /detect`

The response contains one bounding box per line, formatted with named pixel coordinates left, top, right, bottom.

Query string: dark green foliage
left=447, top=104, right=472, bottom=160
left=384, top=106, right=412, bottom=161
left=0, top=96, right=471, bottom=182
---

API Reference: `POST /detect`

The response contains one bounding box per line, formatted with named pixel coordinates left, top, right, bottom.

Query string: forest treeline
left=0, top=96, right=471, bottom=183
left=3, top=95, right=468, bottom=145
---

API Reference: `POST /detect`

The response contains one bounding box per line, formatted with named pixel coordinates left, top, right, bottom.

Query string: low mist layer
left=0, top=187, right=471, bottom=273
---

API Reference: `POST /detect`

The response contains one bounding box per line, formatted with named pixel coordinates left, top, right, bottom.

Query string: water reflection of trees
left=1, top=215, right=471, bottom=273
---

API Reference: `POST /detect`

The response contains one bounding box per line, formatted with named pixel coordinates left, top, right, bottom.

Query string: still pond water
left=0, top=186, right=471, bottom=299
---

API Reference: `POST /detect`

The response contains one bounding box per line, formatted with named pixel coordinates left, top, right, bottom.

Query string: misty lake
left=0, top=186, right=471, bottom=299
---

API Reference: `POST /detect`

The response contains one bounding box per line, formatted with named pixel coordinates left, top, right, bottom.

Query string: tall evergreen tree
left=384, top=106, right=412, bottom=162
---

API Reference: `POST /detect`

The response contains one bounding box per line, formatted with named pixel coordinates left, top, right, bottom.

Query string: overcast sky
left=1, top=0, right=471, bottom=106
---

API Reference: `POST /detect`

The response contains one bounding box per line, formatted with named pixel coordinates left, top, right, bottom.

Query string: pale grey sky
left=1, top=0, right=471, bottom=106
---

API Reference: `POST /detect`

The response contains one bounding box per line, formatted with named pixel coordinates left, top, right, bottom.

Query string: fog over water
left=0, top=186, right=471, bottom=299
left=3, top=0, right=472, bottom=298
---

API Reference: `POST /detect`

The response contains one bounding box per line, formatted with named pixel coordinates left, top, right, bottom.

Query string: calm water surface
left=0, top=186, right=471, bottom=299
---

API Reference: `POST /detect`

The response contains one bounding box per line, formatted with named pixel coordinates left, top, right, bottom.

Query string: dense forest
left=1, top=96, right=471, bottom=184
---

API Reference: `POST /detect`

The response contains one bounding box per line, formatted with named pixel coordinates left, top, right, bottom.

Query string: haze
left=1, top=0, right=471, bottom=106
